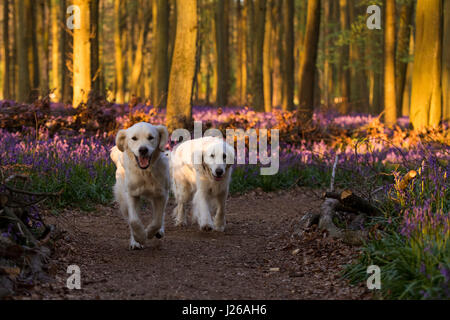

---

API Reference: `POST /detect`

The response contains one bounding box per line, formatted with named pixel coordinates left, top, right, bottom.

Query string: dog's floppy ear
left=156, top=125, right=169, bottom=150
left=116, top=129, right=127, bottom=152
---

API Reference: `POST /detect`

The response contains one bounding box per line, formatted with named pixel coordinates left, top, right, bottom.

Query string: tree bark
left=152, top=0, right=170, bottom=108
left=3, top=0, right=10, bottom=99
left=50, top=0, right=61, bottom=102
left=338, top=0, right=350, bottom=114
left=236, top=0, right=247, bottom=106
left=114, top=0, right=124, bottom=104
left=395, top=2, right=413, bottom=117
left=298, top=0, right=321, bottom=122
left=411, top=0, right=442, bottom=128
left=214, top=0, right=229, bottom=106
left=250, top=0, right=266, bottom=111
left=37, top=0, right=49, bottom=97
left=72, top=0, right=91, bottom=108
left=443, top=0, right=450, bottom=122
left=384, top=0, right=397, bottom=125
left=90, top=0, right=101, bottom=95
left=281, top=0, right=294, bottom=111
left=166, top=0, right=197, bottom=131
left=263, top=0, right=273, bottom=112
left=15, top=0, right=30, bottom=102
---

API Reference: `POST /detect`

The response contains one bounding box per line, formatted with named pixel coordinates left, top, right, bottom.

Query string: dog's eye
left=223, top=154, right=227, bottom=160
left=132, top=136, right=137, bottom=141
left=210, top=154, right=215, bottom=158
left=148, top=135, right=154, bottom=141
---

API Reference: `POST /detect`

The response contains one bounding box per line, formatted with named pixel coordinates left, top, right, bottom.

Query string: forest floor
left=18, top=188, right=372, bottom=300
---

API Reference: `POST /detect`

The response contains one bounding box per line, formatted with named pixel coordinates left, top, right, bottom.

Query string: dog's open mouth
left=212, top=175, right=224, bottom=181
left=135, top=155, right=151, bottom=169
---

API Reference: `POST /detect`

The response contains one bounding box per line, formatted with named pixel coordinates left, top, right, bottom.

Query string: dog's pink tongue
left=139, top=156, right=149, bottom=168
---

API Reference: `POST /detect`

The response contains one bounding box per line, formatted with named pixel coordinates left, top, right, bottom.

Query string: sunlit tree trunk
left=395, top=2, right=413, bottom=116
left=3, top=0, right=10, bottom=99
left=29, top=0, right=39, bottom=93
left=298, top=0, right=320, bottom=122
left=130, top=0, right=151, bottom=97
left=236, top=0, right=247, bottom=106
left=282, top=0, right=294, bottom=111
left=443, top=0, right=450, bottom=122
left=384, top=0, right=396, bottom=125
left=72, top=0, right=91, bottom=107
left=15, top=0, right=30, bottom=102
left=322, top=0, right=331, bottom=107
left=263, top=0, right=272, bottom=112
left=214, top=0, right=229, bottom=106
left=114, top=0, right=124, bottom=104
left=153, top=0, right=170, bottom=107
left=61, top=0, right=73, bottom=104
left=272, top=0, right=282, bottom=107
left=338, top=0, right=350, bottom=114
left=411, top=0, right=442, bottom=128
left=166, top=0, right=197, bottom=131
left=50, top=0, right=61, bottom=101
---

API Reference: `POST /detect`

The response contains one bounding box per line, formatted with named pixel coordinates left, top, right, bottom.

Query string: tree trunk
left=37, top=0, right=49, bottom=97
left=61, top=0, right=72, bottom=104
left=214, top=0, right=229, bottom=106
left=263, top=0, right=273, bottom=112
left=130, top=0, right=151, bottom=97
left=384, top=0, right=397, bottom=125
left=322, top=0, right=332, bottom=107
left=29, top=0, right=39, bottom=92
left=236, top=0, right=247, bottom=106
left=152, top=0, right=170, bottom=108
left=443, top=0, right=450, bottom=122
left=15, top=0, right=30, bottom=102
left=395, top=2, right=413, bottom=117
left=281, top=0, right=294, bottom=111
left=410, top=0, right=442, bottom=128
left=114, top=0, right=124, bottom=104
left=298, top=0, right=321, bottom=122
left=90, top=0, right=101, bottom=95
left=250, top=0, right=266, bottom=111
left=166, top=0, right=197, bottom=131
left=3, top=0, right=10, bottom=99
left=272, top=0, right=282, bottom=107
left=50, top=0, right=61, bottom=102
left=72, top=0, right=91, bottom=108
left=338, top=0, right=350, bottom=114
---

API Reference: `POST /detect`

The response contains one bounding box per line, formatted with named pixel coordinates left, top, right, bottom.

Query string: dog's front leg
left=126, top=193, right=147, bottom=248
left=193, top=189, right=214, bottom=231
left=146, top=195, right=168, bottom=239
left=213, top=192, right=227, bottom=232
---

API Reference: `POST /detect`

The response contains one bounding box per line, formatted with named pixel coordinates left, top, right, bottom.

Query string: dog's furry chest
left=127, top=171, right=166, bottom=198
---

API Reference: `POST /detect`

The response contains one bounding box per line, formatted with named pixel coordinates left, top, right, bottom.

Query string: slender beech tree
left=298, top=0, right=321, bottom=122
left=3, top=0, right=10, bottom=99
left=51, top=0, right=61, bottom=102
left=152, top=0, right=170, bottom=107
left=236, top=0, right=247, bottom=105
left=384, top=0, right=396, bottom=125
left=166, top=0, right=198, bottom=131
left=15, top=0, right=30, bottom=102
left=395, top=1, right=413, bottom=116
left=215, top=0, right=229, bottom=106
left=410, top=0, right=442, bottom=128
left=443, top=0, right=450, bottom=121
left=72, top=0, right=91, bottom=107
left=338, top=0, right=350, bottom=113
left=250, top=0, right=266, bottom=111
left=114, top=0, right=124, bottom=103
left=37, top=0, right=49, bottom=97
left=282, top=0, right=294, bottom=111
left=263, top=0, right=273, bottom=112
left=90, top=0, right=101, bottom=95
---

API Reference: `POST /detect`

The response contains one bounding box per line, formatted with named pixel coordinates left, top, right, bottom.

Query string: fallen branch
left=397, top=170, right=417, bottom=191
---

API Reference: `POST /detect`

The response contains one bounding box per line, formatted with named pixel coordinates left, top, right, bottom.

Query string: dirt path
left=28, top=188, right=370, bottom=300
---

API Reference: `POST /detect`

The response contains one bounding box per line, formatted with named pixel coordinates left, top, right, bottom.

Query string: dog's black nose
left=215, top=168, right=224, bottom=176
left=139, top=146, right=148, bottom=156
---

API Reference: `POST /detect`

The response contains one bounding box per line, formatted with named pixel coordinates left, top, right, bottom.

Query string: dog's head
left=115, top=122, right=169, bottom=170
left=202, top=139, right=235, bottom=181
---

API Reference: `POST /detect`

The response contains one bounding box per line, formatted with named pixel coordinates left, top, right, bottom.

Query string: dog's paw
left=130, top=220, right=147, bottom=244
left=174, top=217, right=187, bottom=227
left=129, top=238, right=144, bottom=250
left=200, top=224, right=213, bottom=232
left=146, top=225, right=163, bottom=239
left=213, top=223, right=225, bottom=232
